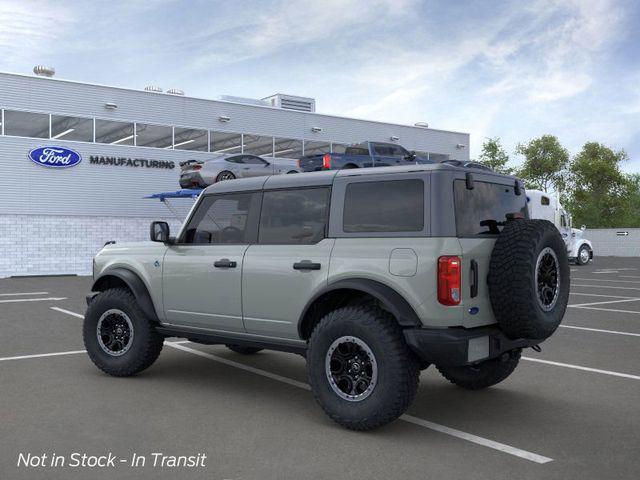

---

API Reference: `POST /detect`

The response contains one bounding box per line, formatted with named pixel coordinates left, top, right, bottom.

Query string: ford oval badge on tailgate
left=28, top=146, right=82, bottom=168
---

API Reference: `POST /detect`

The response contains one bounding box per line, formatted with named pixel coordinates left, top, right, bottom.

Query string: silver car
left=179, top=154, right=299, bottom=188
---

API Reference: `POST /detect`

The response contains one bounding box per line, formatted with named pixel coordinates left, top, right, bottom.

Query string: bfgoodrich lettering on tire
left=83, top=288, right=164, bottom=376
left=307, top=305, right=419, bottom=431
left=488, top=219, right=570, bottom=340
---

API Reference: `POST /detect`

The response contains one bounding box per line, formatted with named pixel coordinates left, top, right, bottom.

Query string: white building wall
left=584, top=228, right=640, bottom=257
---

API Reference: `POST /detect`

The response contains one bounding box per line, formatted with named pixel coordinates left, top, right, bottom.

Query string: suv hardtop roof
left=201, top=163, right=516, bottom=195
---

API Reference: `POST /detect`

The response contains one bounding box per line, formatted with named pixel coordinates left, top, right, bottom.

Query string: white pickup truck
left=527, top=190, right=593, bottom=265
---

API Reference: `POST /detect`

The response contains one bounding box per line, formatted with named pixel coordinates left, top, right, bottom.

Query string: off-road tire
left=307, top=305, right=420, bottom=431
left=436, top=350, right=521, bottom=390
left=576, top=245, right=591, bottom=265
left=225, top=344, right=263, bottom=355
left=83, top=288, right=164, bottom=376
left=488, top=219, right=570, bottom=340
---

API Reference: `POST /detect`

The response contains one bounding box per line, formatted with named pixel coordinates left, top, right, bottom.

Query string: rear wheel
left=216, top=171, right=236, bottom=182
left=576, top=245, right=591, bottom=265
left=307, top=305, right=419, bottom=431
left=225, top=344, right=263, bottom=355
left=83, top=288, right=164, bottom=376
left=437, top=350, right=521, bottom=390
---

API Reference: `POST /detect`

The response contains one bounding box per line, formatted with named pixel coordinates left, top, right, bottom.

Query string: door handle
left=470, top=259, right=478, bottom=298
left=293, top=261, right=321, bottom=271
left=214, top=258, right=237, bottom=268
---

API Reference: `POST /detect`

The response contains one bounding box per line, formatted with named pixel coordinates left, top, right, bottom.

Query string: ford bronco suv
left=84, top=164, right=569, bottom=430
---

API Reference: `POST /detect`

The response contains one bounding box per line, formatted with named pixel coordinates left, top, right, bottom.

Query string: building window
left=273, top=137, right=303, bottom=158
left=210, top=131, right=242, bottom=154
left=343, top=180, right=424, bottom=233
left=135, top=123, right=172, bottom=149
left=243, top=135, right=274, bottom=156
left=3, top=110, right=49, bottom=138
left=51, top=115, right=93, bottom=142
left=259, top=188, right=329, bottom=244
left=95, top=119, right=135, bottom=145
left=173, top=127, right=208, bottom=151
left=303, top=140, right=331, bottom=156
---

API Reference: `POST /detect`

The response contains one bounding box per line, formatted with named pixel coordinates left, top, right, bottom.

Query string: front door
left=240, top=155, right=273, bottom=177
left=242, top=187, right=333, bottom=340
left=162, top=191, right=261, bottom=332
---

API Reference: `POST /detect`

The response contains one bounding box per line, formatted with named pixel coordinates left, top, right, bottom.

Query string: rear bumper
left=179, top=172, right=206, bottom=188
left=403, top=325, right=540, bottom=367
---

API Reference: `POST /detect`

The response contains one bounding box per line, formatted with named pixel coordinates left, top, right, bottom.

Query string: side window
left=259, top=188, right=329, bottom=244
left=244, top=155, right=267, bottom=165
left=343, top=180, right=424, bottom=232
left=561, top=214, right=567, bottom=227
left=541, top=196, right=550, bottom=206
left=226, top=156, right=243, bottom=164
left=182, top=193, right=259, bottom=244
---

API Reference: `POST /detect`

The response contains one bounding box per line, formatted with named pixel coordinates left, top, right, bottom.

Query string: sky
left=1, top=0, right=639, bottom=171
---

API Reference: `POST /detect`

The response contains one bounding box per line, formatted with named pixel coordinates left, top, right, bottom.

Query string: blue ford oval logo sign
left=28, top=146, right=82, bottom=168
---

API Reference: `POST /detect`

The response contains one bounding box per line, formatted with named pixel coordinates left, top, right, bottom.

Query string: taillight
left=322, top=153, right=331, bottom=169
left=297, top=159, right=301, bottom=168
left=438, top=256, right=461, bottom=306
left=192, top=164, right=202, bottom=170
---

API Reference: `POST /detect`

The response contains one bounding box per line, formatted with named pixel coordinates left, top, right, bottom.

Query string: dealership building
left=0, top=69, right=470, bottom=278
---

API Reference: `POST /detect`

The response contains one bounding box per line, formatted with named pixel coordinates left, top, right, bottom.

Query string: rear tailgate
left=298, top=153, right=340, bottom=171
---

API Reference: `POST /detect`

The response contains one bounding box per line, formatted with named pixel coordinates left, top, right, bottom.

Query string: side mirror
left=150, top=221, right=170, bottom=243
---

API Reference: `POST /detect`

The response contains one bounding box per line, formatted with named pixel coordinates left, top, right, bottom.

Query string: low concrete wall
left=584, top=228, right=640, bottom=257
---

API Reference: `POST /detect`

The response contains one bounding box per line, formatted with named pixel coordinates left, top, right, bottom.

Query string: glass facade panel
left=95, top=119, right=135, bottom=145
left=273, top=137, right=303, bottom=158
left=4, top=110, right=49, bottom=138
left=243, top=135, right=273, bottom=156
left=173, top=127, right=208, bottom=151
left=210, top=131, right=242, bottom=154
left=136, top=123, right=172, bottom=148
left=51, top=115, right=93, bottom=142
left=303, top=140, right=331, bottom=156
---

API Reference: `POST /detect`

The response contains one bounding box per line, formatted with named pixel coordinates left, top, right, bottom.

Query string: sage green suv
left=84, top=164, right=569, bottom=430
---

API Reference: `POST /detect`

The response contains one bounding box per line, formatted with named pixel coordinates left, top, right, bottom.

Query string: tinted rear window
left=454, top=180, right=527, bottom=236
left=343, top=180, right=424, bottom=232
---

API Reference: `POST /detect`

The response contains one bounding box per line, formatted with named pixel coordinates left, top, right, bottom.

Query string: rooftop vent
left=414, top=122, right=429, bottom=128
left=33, top=65, right=55, bottom=77
left=167, top=88, right=185, bottom=96
left=144, top=85, right=163, bottom=93
left=262, top=94, right=316, bottom=112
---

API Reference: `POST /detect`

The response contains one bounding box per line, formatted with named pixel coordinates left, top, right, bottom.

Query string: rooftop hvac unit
left=219, top=95, right=270, bottom=107
left=144, top=85, right=163, bottom=93
left=262, top=94, right=316, bottom=112
left=167, top=88, right=185, bottom=96
left=33, top=65, right=55, bottom=77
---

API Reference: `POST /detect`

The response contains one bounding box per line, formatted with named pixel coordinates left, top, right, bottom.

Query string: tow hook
left=530, top=344, right=542, bottom=353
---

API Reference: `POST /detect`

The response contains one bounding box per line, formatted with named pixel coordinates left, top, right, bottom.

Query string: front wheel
left=83, top=288, right=164, bottom=376
left=307, top=305, right=419, bottom=431
left=576, top=245, right=591, bottom=265
left=436, top=350, right=521, bottom=390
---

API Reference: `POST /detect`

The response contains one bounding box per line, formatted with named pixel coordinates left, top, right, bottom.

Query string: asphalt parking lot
left=1, top=257, right=639, bottom=480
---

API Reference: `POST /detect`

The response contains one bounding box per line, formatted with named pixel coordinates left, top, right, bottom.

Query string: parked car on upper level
left=179, top=154, right=300, bottom=188
left=297, top=141, right=432, bottom=171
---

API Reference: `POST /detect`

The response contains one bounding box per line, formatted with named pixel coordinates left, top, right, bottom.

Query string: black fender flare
left=298, top=278, right=422, bottom=338
left=91, top=268, right=159, bottom=321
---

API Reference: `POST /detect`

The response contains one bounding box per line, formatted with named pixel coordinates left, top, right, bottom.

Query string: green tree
left=565, top=142, right=634, bottom=228
left=477, top=137, right=513, bottom=175
left=515, top=135, right=569, bottom=192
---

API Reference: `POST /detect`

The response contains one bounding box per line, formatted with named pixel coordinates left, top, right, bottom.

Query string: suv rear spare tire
left=488, top=219, right=569, bottom=340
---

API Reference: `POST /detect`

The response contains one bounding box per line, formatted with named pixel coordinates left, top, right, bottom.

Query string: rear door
left=453, top=179, right=528, bottom=328
left=162, top=192, right=261, bottom=332
left=242, top=187, right=333, bottom=340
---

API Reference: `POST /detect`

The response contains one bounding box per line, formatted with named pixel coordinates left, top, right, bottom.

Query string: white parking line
left=620, top=275, right=640, bottom=279
left=570, top=292, right=638, bottom=299
left=573, top=278, right=640, bottom=284
left=0, top=297, right=67, bottom=304
left=569, top=298, right=640, bottom=308
left=0, top=292, right=49, bottom=296
left=560, top=325, right=640, bottom=337
left=522, top=357, right=640, bottom=380
left=167, top=342, right=552, bottom=464
left=0, top=350, right=86, bottom=362
left=51, top=307, right=85, bottom=318
left=572, top=284, right=640, bottom=292
left=569, top=305, right=640, bottom=315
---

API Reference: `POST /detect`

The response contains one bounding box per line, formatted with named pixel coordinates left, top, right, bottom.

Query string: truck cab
left=526, top=190, right=594, bottom=265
